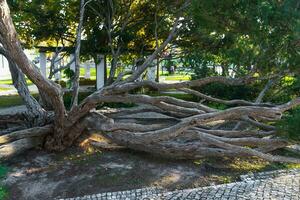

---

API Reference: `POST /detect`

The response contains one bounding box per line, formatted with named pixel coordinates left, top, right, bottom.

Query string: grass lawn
left=79, top=68, right=96, bottom=80
left=163, top=75, right=191, bottom=81
left=0, top=88, right=10, bottom=91
left=0, top=79, right=33, bottom=86
left=0, top=95, right=26, bottom=108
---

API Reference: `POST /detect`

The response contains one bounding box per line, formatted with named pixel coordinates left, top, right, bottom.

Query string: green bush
left=196, top=82, right=260, bottom=102
left=63, top=92, right=92, bottom=109
left=54, top=80, right=67, bottom=88
left=266, top=76, right=300, bottom=104
left=276, top=107, right=300, bottom=142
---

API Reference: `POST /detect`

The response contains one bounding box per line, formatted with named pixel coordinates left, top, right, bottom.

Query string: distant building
left=0, top=54, right=10, bottom=80
left=0, top=49, right=39, bottom=80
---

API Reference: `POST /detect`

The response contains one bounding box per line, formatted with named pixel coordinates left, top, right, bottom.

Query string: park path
left=0, top=105, right=26, bottom=115
left=60, top=169, right=300, bottom=200
left=0, top=84, right=38, bottom=96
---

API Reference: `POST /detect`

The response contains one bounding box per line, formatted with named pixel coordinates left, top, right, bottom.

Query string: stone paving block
left=60, top=169, right=300, bottom=200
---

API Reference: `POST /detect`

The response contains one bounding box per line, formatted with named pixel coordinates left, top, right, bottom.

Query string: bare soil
left=1, top=146, right=283, bottom=200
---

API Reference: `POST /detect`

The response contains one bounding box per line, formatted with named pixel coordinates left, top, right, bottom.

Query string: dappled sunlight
left=151, top=170, right=182, bottom=188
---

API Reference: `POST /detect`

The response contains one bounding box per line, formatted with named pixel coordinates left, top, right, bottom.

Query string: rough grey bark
left=70, top=0, right=85, bottom=109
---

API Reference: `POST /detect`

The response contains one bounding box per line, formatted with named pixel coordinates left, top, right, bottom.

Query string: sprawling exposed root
left=81, top=88, right=300, bottom=163
left=1, top=0, right=299, bottom=164
left=1, top=80, right=300, bottom=163
left=0, top=125, right=52, bottom=159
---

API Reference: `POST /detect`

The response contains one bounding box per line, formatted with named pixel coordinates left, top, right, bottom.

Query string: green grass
left=0, top=95, right=25, bottom=108
left=0, top=80, right=12, bottom=85
left=0, top=93, right=40, bottom=108
left=79, top=68, right=96, bottom=79
left=0, top=88, right=10, bottom=92
left=163, top=75, right=191, bottom=81
left=0, top=79, right=33, bottom=86
left=0, top=165, right=8, bottom=200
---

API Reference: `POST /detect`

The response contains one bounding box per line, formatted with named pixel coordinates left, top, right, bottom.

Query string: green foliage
left=0, top=187, right=7, bottom=200
left=266, top=76, right=300, bottom=104
left=184, top=0, right=300, bottom=77
left=8, top=0, right=78, bottom=46
left=63, top=68, right=75, bottom=88
left=276, top=107, right=300, bottom=142
left=63, top=68, right=75, bottom=80
left=63, top=92, right=91, bottom=109
left=197, top=82, right=260, bottom=102
left=0, top=165, right=8, bottom=180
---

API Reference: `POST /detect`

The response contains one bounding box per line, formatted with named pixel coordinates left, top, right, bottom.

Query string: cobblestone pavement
left=60, top=169, right=300, bottom=200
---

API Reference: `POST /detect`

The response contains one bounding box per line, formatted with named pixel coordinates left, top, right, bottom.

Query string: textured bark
left=0, top=137, right=43, bottom=160
left=70, top=0, right=85, bottom=109
left=0, top=125, right=52, bottom=159
left=0, top=125, right=52, bottom=145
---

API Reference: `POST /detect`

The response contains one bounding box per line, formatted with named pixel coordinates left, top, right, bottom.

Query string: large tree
left=0, top=0, right=300, bottom=164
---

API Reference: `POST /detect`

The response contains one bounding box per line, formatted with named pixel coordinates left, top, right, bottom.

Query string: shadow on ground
left=1, top=147, right=292, bottom=200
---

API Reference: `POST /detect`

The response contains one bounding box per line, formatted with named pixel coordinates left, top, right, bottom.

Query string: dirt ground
left=1, top=146, right=288, bottom=200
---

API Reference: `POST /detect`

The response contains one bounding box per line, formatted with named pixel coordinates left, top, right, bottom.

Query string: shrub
left=276, top=107, right=300, bottom=142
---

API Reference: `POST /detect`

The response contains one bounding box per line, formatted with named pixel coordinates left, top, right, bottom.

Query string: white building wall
left=0, top=55, right=10, bottom=80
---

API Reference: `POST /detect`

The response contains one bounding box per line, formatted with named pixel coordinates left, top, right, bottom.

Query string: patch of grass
left=163, top=75, right=191, bottom=81
left=228, top=157, right=271, bottom=172
left=0, top=187, right=7, bottom=200
left=216, top=175, right=233, bottom=184
left=0, top=88, right=10, bottom=91
left=0, top=165, right=8, bottom=179
left=0, top=165, right=8, bottom=200
left=0, top=93, right=39, bottom=108
left=195, top=155, right=300, bottom=177
left=0, top=95, right=25, bottom=108
left=79, top=68, right=96, bottom=79
left=0, top=79, right=33, bottom=86
left=0, top=80, right=12, bottom=85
